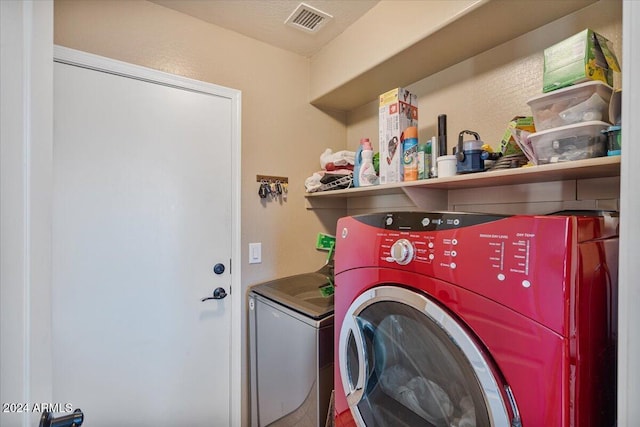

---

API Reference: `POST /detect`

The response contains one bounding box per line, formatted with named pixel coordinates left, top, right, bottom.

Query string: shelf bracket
left=305, top=196, right=347, bottom=210
left=402, top=187, right=448, bottom=210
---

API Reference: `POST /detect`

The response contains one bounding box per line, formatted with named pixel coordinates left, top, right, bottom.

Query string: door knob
left=201, top=287, right=227, bottom=301
left=39, top=408, right=84, bottom=427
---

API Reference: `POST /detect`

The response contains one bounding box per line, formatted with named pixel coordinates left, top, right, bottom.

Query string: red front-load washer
left=333, top=211, right=618, bottom=427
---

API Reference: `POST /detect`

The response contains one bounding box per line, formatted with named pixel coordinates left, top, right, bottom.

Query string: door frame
left=53, top=45, right=243, bottom=424
left=1, top=2, right=54, bottom=426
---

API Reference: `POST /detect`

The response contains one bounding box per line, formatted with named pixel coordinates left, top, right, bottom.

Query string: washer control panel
left=374, top=212, right=478, bottom=269
left=337, top=211, right=606, bottom=338
left=341, top=211, right=575, bottom=289
left=388, top=238, right=414, bottom=265
left=356, top=212, right=563, bottom=288
left=380, top=232, right=443, bottom=268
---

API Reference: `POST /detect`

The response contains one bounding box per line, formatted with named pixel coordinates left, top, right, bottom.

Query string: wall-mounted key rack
left=256, top=175, right=288, bottom=184
left=256, top=175, right=288, bottom=202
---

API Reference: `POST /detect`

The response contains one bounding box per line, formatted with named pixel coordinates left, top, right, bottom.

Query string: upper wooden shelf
left=309, top=0, right=598, bottom=111
left=305, top=156, right=620, bottom=201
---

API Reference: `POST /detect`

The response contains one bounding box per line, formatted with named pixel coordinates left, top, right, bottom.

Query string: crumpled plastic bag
left=305, top=172, right=324, bottom=193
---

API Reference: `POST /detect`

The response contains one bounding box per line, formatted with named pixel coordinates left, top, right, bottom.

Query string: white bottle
left=358, top=138, right=378, bottom=186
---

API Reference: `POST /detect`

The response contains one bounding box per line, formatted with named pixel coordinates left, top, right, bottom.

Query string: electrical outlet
left=249, top=243, right=262, bottom=264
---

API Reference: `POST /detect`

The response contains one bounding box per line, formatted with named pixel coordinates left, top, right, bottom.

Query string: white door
left=52, top=48, right=240, bottom=426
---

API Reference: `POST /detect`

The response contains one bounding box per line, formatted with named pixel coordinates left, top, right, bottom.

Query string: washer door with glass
left=338, top=285, right=518, bottom=427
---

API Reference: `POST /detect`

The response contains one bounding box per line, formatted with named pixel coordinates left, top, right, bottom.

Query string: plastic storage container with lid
left=528, top=120, right=609, bottom=164
left=602, top=125, right=621, bottom=156
left=527, top=80, right=613, bottom=131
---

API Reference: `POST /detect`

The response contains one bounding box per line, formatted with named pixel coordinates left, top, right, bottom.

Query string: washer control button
left=390, top=239, right=414, bottom=265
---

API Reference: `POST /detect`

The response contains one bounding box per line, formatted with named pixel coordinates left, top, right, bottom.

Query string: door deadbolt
left=213, top=263, right=225, bottom=275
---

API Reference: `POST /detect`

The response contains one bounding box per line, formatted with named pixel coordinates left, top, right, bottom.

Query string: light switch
left=249, top=242, right=262, bottom=264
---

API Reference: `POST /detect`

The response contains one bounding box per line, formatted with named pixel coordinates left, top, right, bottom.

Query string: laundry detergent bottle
left=357, top=138, right=378, bottom=186
left=402, top=126, right=419, bottom=181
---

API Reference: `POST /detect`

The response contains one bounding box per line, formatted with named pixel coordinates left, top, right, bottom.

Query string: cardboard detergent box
left=543, top=29, right=620, bottom=93
left=378, top=88, right=418, bottom=184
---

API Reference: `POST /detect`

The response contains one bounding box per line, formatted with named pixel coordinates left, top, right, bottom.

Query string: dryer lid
left=250, top=264, right=334, bottom=320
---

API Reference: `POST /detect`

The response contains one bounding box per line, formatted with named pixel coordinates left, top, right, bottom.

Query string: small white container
left=437, top=155, right=457, bottom=177
left=528, top=121, right=609, bottom=164
left=527, top=81, right=613, bottom=131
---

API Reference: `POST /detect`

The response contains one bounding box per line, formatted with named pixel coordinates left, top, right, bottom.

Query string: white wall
left=0, top=1, right=54, bottom=426
left=617, top=2, right=640, bottom=425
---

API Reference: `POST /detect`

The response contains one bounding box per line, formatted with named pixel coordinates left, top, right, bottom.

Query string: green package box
left=501, top=116, right=536, bottom=156
left=543, top=29, right=620, bottom=93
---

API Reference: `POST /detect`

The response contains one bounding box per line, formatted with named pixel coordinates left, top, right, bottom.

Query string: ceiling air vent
left=285, top=3, right=333, bottom=34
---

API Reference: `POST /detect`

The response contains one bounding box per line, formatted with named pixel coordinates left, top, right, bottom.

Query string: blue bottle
left=353, top=143, right=364, bottom=187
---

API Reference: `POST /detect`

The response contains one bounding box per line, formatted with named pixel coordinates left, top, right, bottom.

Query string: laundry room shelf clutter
left=304, top=156, right=620, bottom=210
left=305, top=0, right=620, bottom=218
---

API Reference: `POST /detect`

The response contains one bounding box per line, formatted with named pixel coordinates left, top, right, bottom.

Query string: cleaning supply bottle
left=358, top=138, right=378, bottom=186
left=353, top=143, right=363, bottom=187
left=418, top=139, right=431, bottom=179
left=430, top=135, right=439, bottom=178
left=402, top=126, right=419, bottom=181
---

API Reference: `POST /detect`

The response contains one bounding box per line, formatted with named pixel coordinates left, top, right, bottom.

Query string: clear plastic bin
left=527, top=81, right=613, bottom=131
left=529, top=121, right=609, bottom=164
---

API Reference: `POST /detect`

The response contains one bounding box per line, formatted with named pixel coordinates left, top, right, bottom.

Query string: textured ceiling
left=149, top=0, right=380, bottom=57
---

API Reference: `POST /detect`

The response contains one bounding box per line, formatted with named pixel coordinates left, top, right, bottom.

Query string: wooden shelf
left=305, top=156, right=620, bottom=207
left=310, top=0, right=598, bottom=111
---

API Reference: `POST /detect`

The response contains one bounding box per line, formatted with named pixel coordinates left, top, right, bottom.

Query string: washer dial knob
left=390, top=239, right=414, bottom=265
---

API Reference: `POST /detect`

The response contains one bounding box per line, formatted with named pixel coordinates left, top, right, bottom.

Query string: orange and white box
left=379, top=88, right=418, bottom=184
